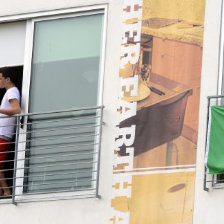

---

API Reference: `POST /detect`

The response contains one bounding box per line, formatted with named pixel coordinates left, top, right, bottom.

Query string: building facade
left=0, top=0, right=221, bottom=223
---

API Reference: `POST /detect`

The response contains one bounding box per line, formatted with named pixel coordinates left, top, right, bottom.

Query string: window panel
left=23, top=13, right=104, bottom=194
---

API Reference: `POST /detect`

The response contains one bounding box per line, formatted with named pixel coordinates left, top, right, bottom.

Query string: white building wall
left=0, top=0, right=123, bottom=224
left=193, top=0, right=224, bottom=224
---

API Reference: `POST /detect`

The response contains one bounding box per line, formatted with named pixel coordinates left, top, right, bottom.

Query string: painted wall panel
left=111, top=0, right=205, bottom=224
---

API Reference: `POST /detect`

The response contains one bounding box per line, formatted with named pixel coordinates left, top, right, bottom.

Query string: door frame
left=14, top=4, right=107, bottom=201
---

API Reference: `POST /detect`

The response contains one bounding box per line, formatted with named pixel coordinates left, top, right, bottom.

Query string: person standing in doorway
left=0, top=67, right=21, bottom=197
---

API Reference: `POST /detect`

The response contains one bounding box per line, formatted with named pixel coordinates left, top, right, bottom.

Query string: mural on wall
left=110, top=0, right=205, bottom=224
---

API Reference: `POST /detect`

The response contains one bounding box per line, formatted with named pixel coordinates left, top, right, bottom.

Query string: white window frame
left=218, top=1, right=224, bottom=94
left=12, top=4, right=107, bottom=202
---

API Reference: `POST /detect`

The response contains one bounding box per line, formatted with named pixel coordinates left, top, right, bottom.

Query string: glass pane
left=25, top=13, right=104, bottom=193
left=30, top=13, right=103, bottom=112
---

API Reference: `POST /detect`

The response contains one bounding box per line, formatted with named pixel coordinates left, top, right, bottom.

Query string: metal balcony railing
left=0, top=106, right=104, bottom=204
left=204, top=95, right=224, bottom=191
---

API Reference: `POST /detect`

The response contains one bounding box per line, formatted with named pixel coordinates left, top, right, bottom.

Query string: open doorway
left=0, top=65, right=23, bottom=198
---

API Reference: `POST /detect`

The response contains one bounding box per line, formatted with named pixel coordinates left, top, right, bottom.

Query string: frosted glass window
left=29, top=13, right=104, bottom=113
left=24, top=13, right=104, bottom=193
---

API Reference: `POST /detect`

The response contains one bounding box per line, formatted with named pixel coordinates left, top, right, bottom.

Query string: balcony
left=0, top=106, right=104, bottom=204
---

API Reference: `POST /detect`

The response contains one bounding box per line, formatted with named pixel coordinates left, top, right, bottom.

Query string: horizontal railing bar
left=16, top=178, right=96, bottom=189
left=0, top=106, right=104, bottom=119
left=0, top=142, right=99, bottom=156
left=4, top=132, right=99, bottom=146
left=0, top=192, right=98, bottom=203
left=2, top=122, right=99, bottom=137
left=0, top=176, right=14, bottom=181
left=28, top=113, right=97, bottom=122
left=0, top=106, right=103, bottom=130
left=16, top=183, right=95, bottom=192
left=0, top=194, right=12, bottom=199
left=0, top=172, right=97, bottom=184
left=0, top=141, right=13, bottom=146
left=26, top=114, right=101, bottom=125
left=0, top=142, right=14, bottom=147
left=31, top=121, right=98, bottom=129
left=26, top=140, right=98, bottom=150
left=1, top=164, right=96, bottom=174
left=28, top=155, right=95, bottom=165
left=0, top=146, right=96, bottom=156
left=21, top=132, right=99, bottom=144
left=0, top=150, right=98, bottom=164
left=28, top=155, right=96, bottom=164
left=24, top=151, right=97, bottom=162
left=25, top=122, right=97, bottom=134
left=28, top=158, right=97, bottom=167
left=29, top=149, right=97, bottom=158
left=0, top=124, right=100, bottom=140
left=26, top=130, right=97, bottom=140
left=14, top=160, right=98, bottom=172
left=15, top=187, right=96, bottom=197
left=14, top=194, right=97, bottom=204
left=28, top=148, right=98, bottom=157
left=0, top=114, right=100, bottom=129
left=0, top=186, right=12, bottom=190
left=0, top=172, right=93, bottom=182
left=9, top=169, right=98, bottom=181
left=28, top=167, right=95, bottom=175
left=28, top=176, right=94, bottom=184
left=27, top=141, right=99, bottom=150
left=0, top=114, right=100, bottom=130
left=207, top=95, right=224, bottom=99
left=24, top=124, right=98, bottom=136
left=206, top=180, right=215, bottom=183
left=1, top=159, right=97, bottom=172
left=211, top=186, right=224, bottom=189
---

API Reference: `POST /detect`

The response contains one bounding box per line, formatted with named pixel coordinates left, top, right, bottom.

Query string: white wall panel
left=0, top=21, right=26, bottom=67
left=193, top=0, right=224, bottom=224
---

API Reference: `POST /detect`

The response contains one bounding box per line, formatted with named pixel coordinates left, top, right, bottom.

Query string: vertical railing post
left=204, top=97, right=210, bottom=191
left=96, top=106, right=104, bottom=199
left=12, top=116, right=20, bottom=205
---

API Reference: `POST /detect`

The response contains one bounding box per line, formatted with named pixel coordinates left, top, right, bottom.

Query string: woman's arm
left=0, top=98, right=21, bottom=116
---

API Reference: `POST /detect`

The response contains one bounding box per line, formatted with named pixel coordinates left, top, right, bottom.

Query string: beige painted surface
left=130, top=172, right=195, bottom=224
left=142, top=0, right=205, bottom=25
left=112, top=172, right=195, bottom=224
left=134, top=136, right=196, bottom=169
